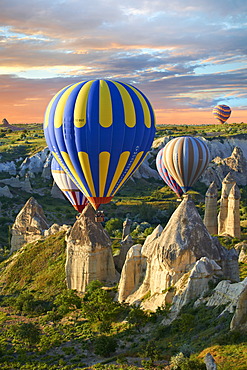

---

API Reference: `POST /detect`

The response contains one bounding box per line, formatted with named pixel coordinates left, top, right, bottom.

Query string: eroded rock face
left=151, top=196, right=238, bottom=289
left=230, top=283, right=247, bottom=331
left=118, top=244, right=144, bottom=303
left=0, top=185, right=13, bottom=198
left=226, top=183, right=241, bottom=238
left=1, top=176, right=32, bottom=193
left=171, top=257, right=222, bottom=314
left=0, top=161, right=16, bottom=175
left=19, top=147, right=50, bottom=177
left=121, top=196, right=239, bottom=310
left=65, top=204, right=117, bottom=292
left=44, top=223, right=71, bottom=237
left=10, top=197, right=49, bottom=253
left=205, top=278, right=247, bottom=313
left=204, top=182, right=218, bottom=235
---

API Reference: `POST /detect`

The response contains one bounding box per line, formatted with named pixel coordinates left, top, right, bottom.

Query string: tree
left=54, top=289, right=81, bottom=315
left=81, top=280, right=122, bottom=332
left=104, top=218, right=123, bottom=236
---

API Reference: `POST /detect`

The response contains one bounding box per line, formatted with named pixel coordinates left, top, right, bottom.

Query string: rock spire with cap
left=65, top=204, right=117, bottom=292
left=226, top=183, right=241, bottom=238
left=218, top=172, right=236, bottom=235
left=204, top=181, right=218, bottom=234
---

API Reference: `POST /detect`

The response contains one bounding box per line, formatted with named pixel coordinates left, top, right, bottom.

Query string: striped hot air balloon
left=44, top=79, right=156, bottom=209
left=51, top=157, right=88, bottom=213
left=162, top=136, right=210, bottom=193
left=212, top=104, right=231, bottom=124
left=156, top=147, right=183, bottom=197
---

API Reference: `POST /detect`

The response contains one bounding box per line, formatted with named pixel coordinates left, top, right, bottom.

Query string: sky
left=0, top=0, right=247, bottom=125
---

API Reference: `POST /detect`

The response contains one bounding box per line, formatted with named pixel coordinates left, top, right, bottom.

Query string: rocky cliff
left=118, top=196, right=239, bottom=313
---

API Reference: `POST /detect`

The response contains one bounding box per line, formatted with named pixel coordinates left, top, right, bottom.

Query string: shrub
left=127, top=306, right=150, bottom=331
left=93, top=335, right=118, bottom=357
left=140, top=340, right=161, bottom=361
left=170, top=352, right=206, bottom=370
left=14, top=292, right=49, bottom=315
left=54, top=289, right=81, bottom=315
left=8, top=322, right=41, bottom=348
left=172, top=313, right=195, bottom=333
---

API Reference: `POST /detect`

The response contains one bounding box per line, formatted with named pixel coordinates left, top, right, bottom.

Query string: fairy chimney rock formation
left=118, top=244, right=144, bottom=302
left=10, top=197, right=49, bottom=253
left=122, top=218, right=132, bottom=240
left=204, top=181, right=218, bottom=234
left=122, top=195, right=239, bottom=309
left=218, top=172, right=236, bottom=235
left=114, top=234, right=133, bottom=272
left=226, top=183, right=241, bottom=238
left=66, top=204, right=117, bottom=292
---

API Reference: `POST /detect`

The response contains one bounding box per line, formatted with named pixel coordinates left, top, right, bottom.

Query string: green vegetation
left=155, top=122, right=247, bottom=138
left=0, top=123, right=246, bottom=368
left=0, top=125, right=46, bottom=162
left=0, top=234, right=246, bottom=369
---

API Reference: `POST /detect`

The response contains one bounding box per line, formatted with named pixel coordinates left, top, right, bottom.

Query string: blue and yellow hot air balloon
left=162, top=136, right=210, bottom=193
left=51, top=157, right=88, bottom=213
left=44, top=79, right=156, bottom=209
left=212, top=104, right=231, bottom=124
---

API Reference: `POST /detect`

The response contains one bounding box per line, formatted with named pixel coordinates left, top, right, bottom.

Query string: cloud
left=0, top=0, right=246, bottom=124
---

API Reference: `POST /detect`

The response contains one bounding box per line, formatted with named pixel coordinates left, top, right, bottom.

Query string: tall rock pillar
left=65, top=204, right=117, bottom=292
left=218, top=173, right=236, bottom=235
left=204, top=181, right=218, bottom=234
left=226, top=183, right=241, bottom=238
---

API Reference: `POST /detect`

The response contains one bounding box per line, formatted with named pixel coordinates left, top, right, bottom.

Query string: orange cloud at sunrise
left=0, top=0, right=246, bottom=126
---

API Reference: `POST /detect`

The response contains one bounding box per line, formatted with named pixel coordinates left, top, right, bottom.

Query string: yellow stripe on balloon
left=126, top=84, right=152, bottom=128
left=52, top=151, right=89, bottom=197
left=78, top=151, right=96, bottom=197
left=74, top=80, right=95, bottom=128
left=60, top=151, right=90, bottom=197
left=54, top=82, right=82, bottom=129
left=112, top=151, right=144, bottom=196
left=44, top=85, right=69, bottom=129
left=106, top=151, right=130, bottom=197
left=99, top=80, right=112, bottom=128
left=111, top=81, right=136, bottom=127
left=99, top=151, right=110, bottom=197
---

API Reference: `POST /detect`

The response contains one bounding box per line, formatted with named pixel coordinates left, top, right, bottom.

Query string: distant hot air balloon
left=212, top=104, right=231, bottom=124
left=162, top=136, right=210, bottom=193
left=156, top=147, right=183, bottom=197
left=51, top=157, right=88, bottom=213
left=44, top=79, right=156, bottom=209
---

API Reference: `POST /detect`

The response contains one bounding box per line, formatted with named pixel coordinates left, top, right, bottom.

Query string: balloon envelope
left=212, top=104, right=231, bottom=124
left=162, top=136, right=210, bottom=193
left=51, top=157, right=88, bottom=213
left=44, top=79, right=156, bottom=209
left=156, top=147, right=183, bottom=197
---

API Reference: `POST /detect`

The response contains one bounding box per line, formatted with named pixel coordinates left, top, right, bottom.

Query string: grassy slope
left=0, top=231, right=67, bottom=300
